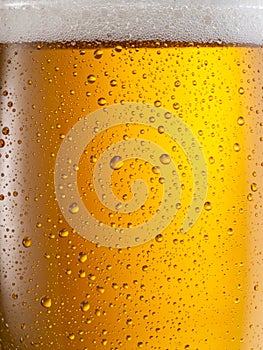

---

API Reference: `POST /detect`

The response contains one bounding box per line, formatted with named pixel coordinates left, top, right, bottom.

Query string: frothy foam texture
left=0, top=0, right=263, bottom=44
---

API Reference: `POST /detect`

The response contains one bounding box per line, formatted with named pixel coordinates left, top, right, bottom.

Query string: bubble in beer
left=69, top=202, right=79, bottom=214
left=110, top=156, right=124, bottom=170
left=41, top=296, right=52, bottom=308
left=22, top=236, right=32, bottom=248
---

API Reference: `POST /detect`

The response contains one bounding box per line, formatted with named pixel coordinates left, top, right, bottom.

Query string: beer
left=0, top=2, right=263, bottom=350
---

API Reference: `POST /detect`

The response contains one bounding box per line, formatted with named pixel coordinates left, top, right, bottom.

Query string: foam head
left=0, top=0, right=263, bottom=43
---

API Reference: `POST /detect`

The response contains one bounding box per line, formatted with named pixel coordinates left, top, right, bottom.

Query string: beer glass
left=1, top=1, right=263, bottom=349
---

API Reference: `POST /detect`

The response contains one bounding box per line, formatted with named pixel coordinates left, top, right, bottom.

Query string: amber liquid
left=0, top=42, right=263, bottom=349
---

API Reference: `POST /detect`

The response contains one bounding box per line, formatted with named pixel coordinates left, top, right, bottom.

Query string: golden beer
left=1, top=2, right=263, bottom=350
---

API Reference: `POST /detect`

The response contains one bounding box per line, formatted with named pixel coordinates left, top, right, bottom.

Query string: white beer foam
left=0, top=0, right=263, bottom=44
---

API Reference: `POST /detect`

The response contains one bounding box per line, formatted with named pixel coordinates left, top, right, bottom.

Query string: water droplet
left=152, top=166, right=160, bottom=175
left=80, top=301, right=90, bottom=312
left=228, top=228, right=234, bottom=236
left=115, top=202, right=123, bottom=210
left=159, top=177, right=165, bottom=184
left=204, top=202, right=212, bottom=211
left=247, top=193, right=253, bottom=201
left=68, top=333, right=75, bottom=340
left=142, top=265, right=148, bottom=271
left=69, top=202, right=79, bottom=214
left=209, top=156, right=215, bottom=164
left=233, top=143, right=240, bottom=152
left=154, top=100, right=162, bottom=107
left=174, top=80, right=181, bottom=87
left=237, top=116, right=245, bottom=126
left=98, top=97, right=106, bottom=106
left=110, top=156, right=124, bottom=170
left=78, top=252, right=88, bottom=263
left=94, top=49, right=103, bottom=59
left=59, top=228, right=69, bottom=238
left=238, top=87, right=245, bottom=95
left=87, top=74, right=96, bottom=83
left=160, top=154, right=171, bottom=165
left=158, top=125, right=165, bottom=134
left=78, top=270, right=86, bottom=278
left=164, top=112, right=172, bottom=119
left=41, top=296, right=52, bottom=308
left=251, top=183, right=258, bottom=192
left=96, top=286, right=105, bottom=294
left=254, top=284, right=259, bottom=291
left=90, top=155, right=98, bottom=163
left=22, top=236, right=32, bottom=248
left=2, top=127, right=9, bottom=135
left=110, top=79, right=117, bottom=87
left=88, top=274, right=96, bottom=281
left=126, top=319, right=133, bottom=325
left=155, top=234, right=163, bottom=242
left=115, top=45, right=122, bottom=52
left=173, top=102, right=180, bottom=110
left=0, top=139, right=5, bottom=148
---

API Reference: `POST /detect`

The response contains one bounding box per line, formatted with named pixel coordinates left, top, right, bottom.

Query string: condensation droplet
left=152, top=166, right=160, bottom=175
left=204, top=202, right=212, bottom=211
left=94, top=49, right=103, bottom=59
left=154, top=100, right=162, bottom=107
left=110, top=156, right=124, bottom=170
left=233, top=143, right=241, bottom=152
left=254, top=284, right=259, bottom=291
left=41, top=296, right=52, bottom=308
left=251, top=183, right=258, bottom=192
left=96, top=286, right=105, bottom=294
left=59, top=228, right=69, bottom=238
left=69, top=202, right=79, bottom=214
left=158, top=125, right=165, bottom=134
left=160, top=154, right=171, bottom=165
left=0, top=139, right=5, bottom=148
left=98, top=97, right=106, bottom=106
left=164, top=112, right=172, bottom=119
left=87, top=74, right=96, bottom=83
left=228, top=228, right=234, bottom=236
left=22, top=236, right=32, bottom=248
left=110, top=79, right=117, bottom=87
left=78, top=252, right=88, bottom=263
left=2, top=127, right=9, bottom=135
left=238, top=87, right=245, bottom=95
left=80, top=301, right=90, bottom=312
left=237, top=116, right=245, bottom=126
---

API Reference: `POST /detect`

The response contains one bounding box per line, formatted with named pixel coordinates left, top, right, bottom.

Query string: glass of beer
left=0, top=1, right=263, bottom=348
